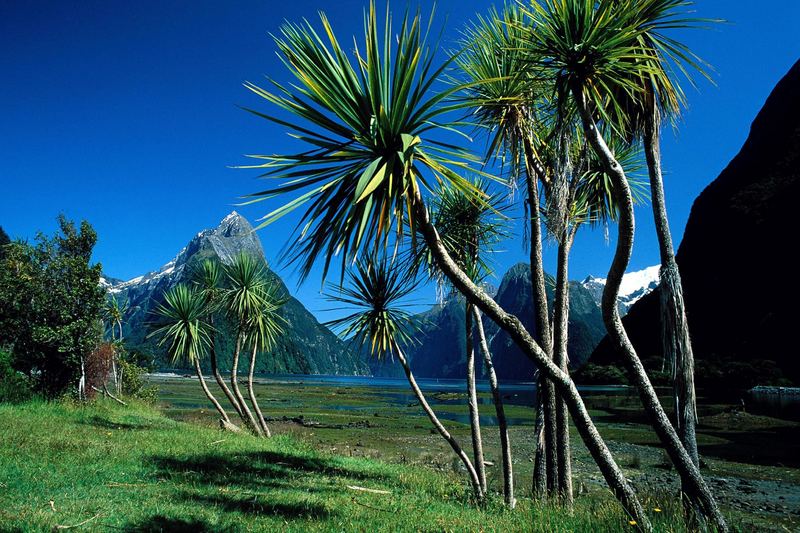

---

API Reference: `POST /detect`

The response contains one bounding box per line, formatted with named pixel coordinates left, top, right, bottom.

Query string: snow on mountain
left=581, top=265, right=660, bottom=315
left=104, top=211, right=259, bottom=295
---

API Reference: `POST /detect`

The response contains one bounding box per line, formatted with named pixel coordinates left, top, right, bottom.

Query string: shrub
left=85, top=342, right=115, bottom=398
left=0, top=349, right=33, bottom=403
left=574, top=363, right=629, bottom=385
left=119, top=358, right=158, bottom=403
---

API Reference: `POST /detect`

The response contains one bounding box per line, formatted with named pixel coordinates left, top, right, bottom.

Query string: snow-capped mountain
left=104, top=211, right=260, bottom=298
left=581, top=265, right=660, bottom=316
left=102, top=212, right=369, bottom=375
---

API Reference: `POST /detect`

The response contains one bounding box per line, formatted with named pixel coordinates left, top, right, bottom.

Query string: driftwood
left=346, top=485, right=391, bottom=495
left=91, top=385, right=127, bottom=406
left=52, top=513, right=101, bottom=531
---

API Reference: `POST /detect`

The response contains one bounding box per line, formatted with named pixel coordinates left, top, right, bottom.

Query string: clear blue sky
left=1, top=1, right=798, bottom=321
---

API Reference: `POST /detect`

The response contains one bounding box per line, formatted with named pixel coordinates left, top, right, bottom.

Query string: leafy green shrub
left=574, top=363, right=629, bottom=385
left=119, top=358, right=158, bottom=403
left=0, top=349, right=33, bottom=403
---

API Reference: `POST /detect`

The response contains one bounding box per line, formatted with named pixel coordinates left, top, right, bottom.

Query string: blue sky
left=1, top=1, right=798, bottom=322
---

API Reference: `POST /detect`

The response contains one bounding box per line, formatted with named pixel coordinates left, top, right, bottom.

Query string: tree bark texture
left=193, top=357, right=232, bottom=426
left=473, top=306, right=515, bottom=508
left=209, top=315, right=244, bottom=418
left=231, top=334, right=262, bottom=436
left=465, top=303, right=487, bottom=494
left=644, top=118, right=700, bottom=468
left=572, top=87, right=726, bottom=532
left=412, top=186, right=651, bottom=531
left=522, top=133, right=557, bottom=498
left=395, top=346, right=484, bottom=502
left=553, top=228, right=576, bottom=507
left=248, top=344, right=271, bottom=437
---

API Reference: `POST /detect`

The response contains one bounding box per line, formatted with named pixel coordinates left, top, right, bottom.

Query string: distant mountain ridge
left=372, top=262, right=607, bottom=380
left=106, top=212, right=369, bottom=376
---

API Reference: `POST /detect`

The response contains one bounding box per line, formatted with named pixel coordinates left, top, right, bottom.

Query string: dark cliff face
left=372, top=262, right=605, bottom=380
left=591, top=59, right=800, bottom=386
left=111, top=212, right=368, bottom=375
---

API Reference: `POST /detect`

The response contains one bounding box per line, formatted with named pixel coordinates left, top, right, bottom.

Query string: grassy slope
left=0, top=400, right=685, bottom=532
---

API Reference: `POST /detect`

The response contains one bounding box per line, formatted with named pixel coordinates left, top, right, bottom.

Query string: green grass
left=0, top=399, right=689, bottom=532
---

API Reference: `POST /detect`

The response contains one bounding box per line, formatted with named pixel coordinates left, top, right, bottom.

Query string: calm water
left=151, top=372, right=638, bottom=426
left=747, top=388, right=800, bottom=421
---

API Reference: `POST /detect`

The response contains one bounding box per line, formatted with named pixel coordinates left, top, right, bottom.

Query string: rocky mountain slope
left=372, top=262, right=606, bottom=380
left=107, top=212, right=368, bottom=375
left=590, top=59, right=800, bottom=387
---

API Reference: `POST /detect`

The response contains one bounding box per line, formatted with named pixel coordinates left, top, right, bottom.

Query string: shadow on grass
left=121, top=515, right=224, bottom=532
left=144, top=449, right=387, bottom=523
left=82, top=415, right=161, bottom=431
left=149, top=449, right=383, bottom=487
left=181, top=493, right=331, bottom=519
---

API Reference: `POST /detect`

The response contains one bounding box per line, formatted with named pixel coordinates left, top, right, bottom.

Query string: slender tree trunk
left=111, top=358, right=118, bottom=396
left=78, top=355, right=86, bottom=402
left=465, top=303, right=487, bottom=494
left=522, top=132, right=557, bottom=498
left=117, top=320, right=123, bottom=395
left=412, top=187, right=651, bottom=531
left=553, top=228, right=576, bottom=507
left=208, top=316, right=243, bottom=418
left=231, top=334, right=262, bottom=436
left=532, top=375, right=548, bottom=498
left=395, top=345, right=484, bottom=502
left=193, top=357, right=232, bottom=426
left=473, top=307, right=515, bottom=508
left=572, top=88, right=727, bottom=532
left=248, top=344, right=271, bottom=437
left=644, top=118, right=699, bottom=468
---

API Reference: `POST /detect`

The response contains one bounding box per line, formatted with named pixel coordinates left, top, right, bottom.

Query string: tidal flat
left=151, top=374, right=800, bottom=531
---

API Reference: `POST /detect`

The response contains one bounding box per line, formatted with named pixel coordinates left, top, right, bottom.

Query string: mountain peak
left=212, top=211, right=252, bottom=238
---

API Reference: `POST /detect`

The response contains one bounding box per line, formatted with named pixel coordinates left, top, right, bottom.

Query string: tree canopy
left=0, top=216, right=105, bottom=397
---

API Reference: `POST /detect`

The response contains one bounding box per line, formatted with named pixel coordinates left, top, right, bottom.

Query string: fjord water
left=151, top=373, right=640, bottom=427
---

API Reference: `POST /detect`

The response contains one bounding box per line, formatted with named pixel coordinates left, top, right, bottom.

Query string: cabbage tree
left=242, top=2, right=649, bottom=526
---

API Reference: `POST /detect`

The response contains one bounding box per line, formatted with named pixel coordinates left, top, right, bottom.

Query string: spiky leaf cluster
left=324, top=258, right=419, bottom=359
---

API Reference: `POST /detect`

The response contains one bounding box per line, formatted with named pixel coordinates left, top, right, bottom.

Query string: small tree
left=194, top=259, right=244, bottom=419
left=85, top=342, right=116, bottom=401
left=150, top=284, right=236, bottom=430
left=221, top=253, right=276, bottom=436
left=0, top=216, right=104, bottom=398
left=103, top=296, right=128, bottom=394
left=415, top=181, right=514, bottom=506
left=326, top=257, right=484, bottom=501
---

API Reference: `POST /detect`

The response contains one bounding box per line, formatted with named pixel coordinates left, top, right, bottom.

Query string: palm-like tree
left=520, top=0, right=726, bottom=529
left=149, top=284, right=233, bottom=429
left=242, top=280, right=286, bottom=437
left=611, top=0, right=714, bottom=472
left=457, top=6, right=558, bottom=498
left=243, top=2, right=649, bottom=526
left=325, top=257, right=484, bottom=501
left=103, top=296, right=128, bottom=394
left=415, top=180, right=515, bottom=507
left=222, top=253, right=272, bottom=436
left=549, top=128, right=646, bottom=507
left=194, top=259, right=244, bottom=425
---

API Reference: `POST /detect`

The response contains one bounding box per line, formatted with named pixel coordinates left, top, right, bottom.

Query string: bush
left=85, top=342, right=116, bottom=398
left=574, top=363, right=629, bottom=385
left=0, top=350, right=33, bottom=403
left=119, top=358, right=158, bottom=403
